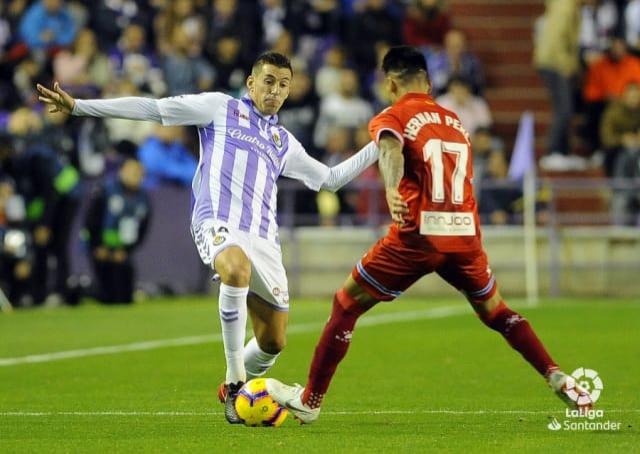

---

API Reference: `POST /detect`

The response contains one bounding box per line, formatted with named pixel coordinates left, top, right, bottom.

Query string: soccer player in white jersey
left=37, top=52, right=380, bottom=424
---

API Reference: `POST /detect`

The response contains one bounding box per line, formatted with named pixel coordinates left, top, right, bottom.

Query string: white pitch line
left=0, top=409, right=638, bottom=417
left=0, top=305, right=469, bottom=367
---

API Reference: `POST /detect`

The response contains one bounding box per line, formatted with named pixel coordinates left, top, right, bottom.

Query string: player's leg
left=438, top=250, right=592, bottom=412
left=300, top=277, right=378, bottom=408
left=215, top=246, right=251, bottom=384
left=244, top=293, right=287, bottom=379
left=192, top=221, right=251, bottom=423
left=474, top=289, right=592, bottom=412
left=267, top=276, right=379, bottom=423
left=268, top=235, right=424, bottom=423
left=242, top=236, right=290, bottom=379
left=213, top=245, right=251, bottom=423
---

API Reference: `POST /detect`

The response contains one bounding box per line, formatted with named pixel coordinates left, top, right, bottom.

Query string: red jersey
left=369, top=92, right=482, bottom=252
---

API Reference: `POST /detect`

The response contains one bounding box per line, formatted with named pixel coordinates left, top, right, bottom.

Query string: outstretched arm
left=378, top=133, right=409, bottom=226
left=321, top=141, right=379, bottom=192
left=281, top=140, right=379, bottom=193
left=37, top=83, right=229, bottom=126
left=37, top=82, right=162, bottom=122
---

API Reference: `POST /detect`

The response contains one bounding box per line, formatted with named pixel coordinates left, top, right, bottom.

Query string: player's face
left=119, top=160, right=144, bottom=190
left=247, top=64, right=292, bottom=116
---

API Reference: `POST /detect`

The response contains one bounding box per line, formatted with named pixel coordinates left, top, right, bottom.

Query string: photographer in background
left=0, top=175, right=34, bottom=307
left=84, top=157, right=151, bottom=304
left=1, top=110, right=81, bottom=304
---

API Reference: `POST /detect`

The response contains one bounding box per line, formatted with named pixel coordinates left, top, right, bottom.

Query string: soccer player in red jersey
left=267, top=46, right=592, bottom=423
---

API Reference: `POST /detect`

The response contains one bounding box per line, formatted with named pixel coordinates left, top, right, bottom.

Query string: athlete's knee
left=216, top=248, right=251, bottom=287
left=477, top=298, right=526, bottom=334
left=333, top=287, right=375, bottom=318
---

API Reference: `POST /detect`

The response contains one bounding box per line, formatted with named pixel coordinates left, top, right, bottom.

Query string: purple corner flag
left=508, top=111, right=535, bottom=181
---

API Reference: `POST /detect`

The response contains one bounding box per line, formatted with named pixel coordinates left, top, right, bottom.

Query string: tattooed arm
left=378, top=132, right=408, bottom=225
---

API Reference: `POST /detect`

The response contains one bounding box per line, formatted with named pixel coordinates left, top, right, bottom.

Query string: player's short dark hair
left=252, top=52, right=293, bottom=76
left=382, top=46, right=429, bottom=83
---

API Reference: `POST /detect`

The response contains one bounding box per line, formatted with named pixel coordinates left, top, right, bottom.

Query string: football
left=235, top=378, right=289, bottom=427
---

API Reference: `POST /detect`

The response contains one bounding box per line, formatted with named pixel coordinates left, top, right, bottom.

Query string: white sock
left=218, top=283, right=249, bottom=384
left=244, top=337, right=280, bottom=379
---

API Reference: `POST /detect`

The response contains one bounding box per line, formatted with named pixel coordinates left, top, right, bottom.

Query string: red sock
left=302, top=289, right=368, bottom=408
left=481, top=301, right=557, bottom=376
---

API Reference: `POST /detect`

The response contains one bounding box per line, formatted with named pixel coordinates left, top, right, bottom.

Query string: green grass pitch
left=1, top=296, right=638, bottom=453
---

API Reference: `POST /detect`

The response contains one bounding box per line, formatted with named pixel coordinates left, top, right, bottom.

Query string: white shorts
left=191, top=220, right=289, bottom=311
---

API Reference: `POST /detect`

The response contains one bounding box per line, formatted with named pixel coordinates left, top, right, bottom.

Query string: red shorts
left=352, top=232, right=497, bottom=304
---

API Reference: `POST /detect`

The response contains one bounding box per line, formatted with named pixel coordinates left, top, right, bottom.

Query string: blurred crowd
left=534, top=0, right=640, bottom=227
left=534, top=0, right=640, bottom=172
left=0, top=0, right=638, bottom=305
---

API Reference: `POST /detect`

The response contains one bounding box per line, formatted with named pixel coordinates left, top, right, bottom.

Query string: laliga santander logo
left=570, top=367, right=603, bottom=403
left=547, top=368, right=621, bottom=431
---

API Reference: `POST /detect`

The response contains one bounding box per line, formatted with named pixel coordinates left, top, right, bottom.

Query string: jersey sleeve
left=156, top=92, right=231, bottom=127
left=281, top=134, right=330, bottom=191
left=368, top=108, right=405, bottom=145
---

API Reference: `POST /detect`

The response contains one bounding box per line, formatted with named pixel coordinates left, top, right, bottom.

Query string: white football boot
left=265, top=378, right=320, bottom=424
left=547, top=370, right=593, bottom=414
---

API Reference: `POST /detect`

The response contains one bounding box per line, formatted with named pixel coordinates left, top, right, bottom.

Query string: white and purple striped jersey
left=157, top=93, right=331, bottom=243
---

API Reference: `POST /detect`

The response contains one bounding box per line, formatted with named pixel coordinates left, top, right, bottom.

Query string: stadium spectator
left=0, top=4, right=11, bottom=58
left=137, top=125, right=197, bottom=189
left=3, top=108, right=81, bottom=304
left=534, top=0, right=582, bottom=170
left=436, top=77, right=492, bottom=135
left=314, top=68, right=373, bottom=148
left=471, top=127, right=521, bottom=225
left=315, top=44, right=348, bottom=98
left=89, top=0, right=149, bottom=52
left=316, top=126, right=355, bottom=225
left=347, top=0, right=401, bottom=75
left=402, top=0, right=451, bottom=49
left=18, top=0, right=76, bottom=52
left=600, top=82, right=640, bottom=176
left=41, top=108, right=76, bottom=166
left=608, top=87, right=640, bottom=225
left=154, top=0, right=206, bottom=57
left=205, top=0, right=262, bottom=67
left=161, top=25, right=215, bottom=96
left=478, top=148, right=522, bottom=226
left=427, top=29, right=485, bottom=96
left=84, top=158, right=151, bottom=303
left=260, top=0, right=289, bottom=49
left=270, top=29, right=295, bottom=58
left=626, top=0, right=640, bottom=53
left=583, top=38, right=640, bottom=103
left=278, top=64, right=319, bottom=155
left=471, top=126, right=504, bottom=183
left=582, top=38, right=640, bottom=154
left=0, top=175, right=33, bottom=307
left=108, top=23, right=165, bottom=97
left=579, top=0, right=619, bottom=64
left=287, top=0, right=341, bottom=64
left=74, top=115, right=111, bottom=178
left=365, top=41, right=392, bottom=111
left=209, top=34, right=246, bottom=96
left=0, top=0, right=28, bottom=47
left=10, top=57, right=46, bottom=108
left=53, top=28, right=111, bottom=98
